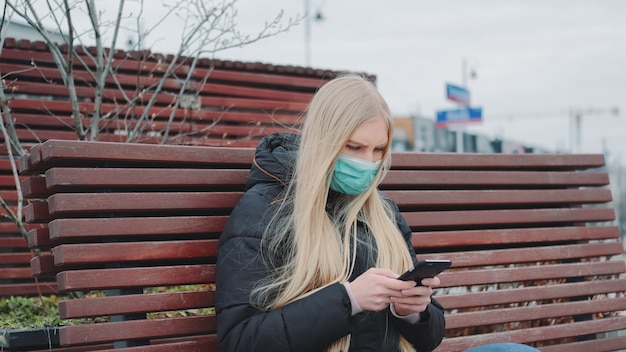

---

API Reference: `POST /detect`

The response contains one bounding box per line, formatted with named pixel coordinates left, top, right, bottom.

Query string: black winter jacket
left=216, top=133, right=445, bottom=352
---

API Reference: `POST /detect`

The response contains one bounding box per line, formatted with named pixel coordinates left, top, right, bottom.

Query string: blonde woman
left=216, top=74, right=544, bottom=352
left=216, top=74, right=444, bottom=352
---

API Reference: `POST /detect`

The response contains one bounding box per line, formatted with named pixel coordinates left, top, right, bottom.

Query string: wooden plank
left=436, top=279, right=626, bottom=310
left=0, top=53, right=329, bottom=90
left=0, top=267, right=34, bottom=279
left=540, top=335, right=626, bottom=352
left=52, top=240, right=218, bottom=265
left=30, top=253, right=60, bottom=277
left=412, top=226, right=621, bottom=248
left=48, top=216, right=228, bottom=239
left=383, top=170, right=610, bottom=187
left=46, top=192, right=241, bottom=215
left=20, top=175, right=49, bottom=198
left=59, top=316, right=214, bottom=345
left=95, top=336, right=217, bottom=352
left=438, top=316, right=626, bottom=351
left=57, top=265, right=215, bottom=291
left=30, top=343, right=115, bottom=352
left=37, top=139, right=254, bottom=166
left=0, top=252, right=33, bottom=264
left=390, top=152, right=606, bottom=170
left=0, top=236, right=29, bottom=248
left=59, top=291, right=214, bottom=319
left=445, top=297, right=626, bottom=329
left=387, top=189, right=612, bottom=207
left=436, top=261, right=626, bottom=288
left=0, top=222, right=23, bottom=233
left=27, top=227, right=54, bottom=248
left=403, top=208, right=615, bottom=228
left=0, top=282, right=58, bottom=297
left=8, top=96, right=308, bottom=119
left=45, top=168, right=249, bottom=188
left=24, top=201, right=50, bottom=223
left=419, top=242, right=624, bottom=267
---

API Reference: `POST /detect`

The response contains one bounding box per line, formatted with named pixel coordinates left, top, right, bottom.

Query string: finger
left=420, top=276, right=441, bottom=287
left=400, top=285, right=433, bottom=297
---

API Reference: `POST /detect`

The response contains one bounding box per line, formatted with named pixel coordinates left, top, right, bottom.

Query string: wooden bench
left=1, top=157, right=57, bottom=297
left=1, top=37, right=348, bottom=298
left=19, top=138, right=626, bottom=351
left=0, top=38, right=366, bottom=150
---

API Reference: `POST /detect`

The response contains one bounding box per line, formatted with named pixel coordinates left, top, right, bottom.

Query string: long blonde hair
left=252, top=74, right=415, bottom=352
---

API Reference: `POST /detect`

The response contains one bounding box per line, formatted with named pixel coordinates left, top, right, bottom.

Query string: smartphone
left=397, top=259, right=452, bottom=285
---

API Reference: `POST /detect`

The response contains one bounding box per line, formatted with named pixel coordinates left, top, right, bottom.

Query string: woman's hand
left=390, top=276, right=440, bottom=316
left=348, top=268, right=437, bottom=313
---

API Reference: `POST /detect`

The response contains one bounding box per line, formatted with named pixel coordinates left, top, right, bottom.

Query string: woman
left=215, top=74, right=538, bottom=352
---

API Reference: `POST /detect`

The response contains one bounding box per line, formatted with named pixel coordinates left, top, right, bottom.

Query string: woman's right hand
left=348, top=268, right=418, bottom=312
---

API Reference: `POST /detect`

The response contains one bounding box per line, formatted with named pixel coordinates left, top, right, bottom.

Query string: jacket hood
left=246, top=133, right=300, bottom=190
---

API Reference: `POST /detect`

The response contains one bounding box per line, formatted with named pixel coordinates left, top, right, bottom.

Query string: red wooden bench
left=1, top=158, right=57, bottom=296
left=0, top=38, right=368, bottom=150
left=0, top=37, right=349, bottom=299
left=18, top=139, right=626, bottom=351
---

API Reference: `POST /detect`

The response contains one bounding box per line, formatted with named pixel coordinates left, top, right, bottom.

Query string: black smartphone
left=397, top=259, right=452, bottom=285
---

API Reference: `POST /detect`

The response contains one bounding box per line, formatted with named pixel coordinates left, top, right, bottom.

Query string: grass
left=0, top=285, right=215, bottom=329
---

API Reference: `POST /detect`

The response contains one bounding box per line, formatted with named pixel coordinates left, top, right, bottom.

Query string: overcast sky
left=216, top=0, right=626, bottom=164
left=16, top=0, right=626, bottom=164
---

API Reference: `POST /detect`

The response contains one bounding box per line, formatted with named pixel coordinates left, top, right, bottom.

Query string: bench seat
left=19, top=139, right=625, bottom=351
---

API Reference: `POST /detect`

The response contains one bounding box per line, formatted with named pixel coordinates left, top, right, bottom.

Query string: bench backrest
left=0, top=37, right=346, bottom=298
left=20, top=139, right=625, bottom=352
left=1, top=158, right=57, bottom=296
left=0, top=38, right=356, bottom=150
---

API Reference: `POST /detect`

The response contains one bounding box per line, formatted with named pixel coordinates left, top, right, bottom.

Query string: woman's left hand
left=390, top=276, right=440, bottom=316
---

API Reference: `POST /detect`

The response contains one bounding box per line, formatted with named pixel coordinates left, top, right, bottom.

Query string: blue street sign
left=436, top=107, right=482, bottom=127
left=446, top=83, right=470, bottom=106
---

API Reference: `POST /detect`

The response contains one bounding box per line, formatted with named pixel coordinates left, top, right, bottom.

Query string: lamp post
left=303, top=0, right=324, bottom=67
left=455, top=58, right=478, bottom=153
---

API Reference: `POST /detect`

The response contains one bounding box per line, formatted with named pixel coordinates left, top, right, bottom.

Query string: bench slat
left=419, top=242, right=624, bottom=267
left=388, top=189, right=612, bottom=206
left=446, top=296, right=626, bottom=329
left=384, top=170, right=609, bottom=187
left=95, top=336, right=217, bottom=352
left=45, top=192, right=241, bottom=213
left=28, top=139, right=255, bottom=171
left=438, top=316, right=626, bottom=351
left=59, top=315, right=214, bottom=346
left=45, top=168, right=249, bottom=188
left=412, top=226, right=620, bottom=248
left=48, top=216, right=228, bottom=239
left=0, top=267, right=33, bottom=279
left=57, top=265, right=215, bottom=291
left=59, top=291, right=214, bottom=319
left=436, top=279, right=626, bottom=310
left=437, top=261, right=625, bottom=287
left=540, top=335, right=626, bottom=352
left=59, top=291, right=215, bottom=319
left=53, top=240, right=218, bottom=265
left=0, top=282, right=58, bottom=296
left=403, top=208, right=615, bottom=228
left=391, top=152, right=606, bottom=170
left=0, top=252, right=32, bottom=264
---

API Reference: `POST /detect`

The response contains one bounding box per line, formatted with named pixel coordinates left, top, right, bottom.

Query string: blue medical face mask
left=330, top=154, right=381, bottom=195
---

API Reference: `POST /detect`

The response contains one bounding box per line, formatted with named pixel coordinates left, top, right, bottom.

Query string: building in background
left=392, top=115, right=549, bottom=154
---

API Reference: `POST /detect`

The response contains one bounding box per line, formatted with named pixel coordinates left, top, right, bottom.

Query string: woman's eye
left=346, top=145, right=360, bottom=151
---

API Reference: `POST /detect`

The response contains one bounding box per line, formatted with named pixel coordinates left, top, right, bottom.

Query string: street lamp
left=304, top=0, right=324, bottom=67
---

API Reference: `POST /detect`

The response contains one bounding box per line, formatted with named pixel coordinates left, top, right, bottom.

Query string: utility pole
left=569, top=107, right=619, bottom=153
